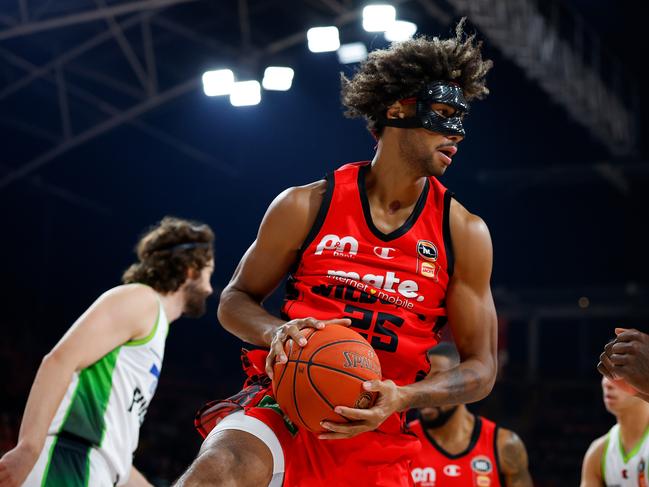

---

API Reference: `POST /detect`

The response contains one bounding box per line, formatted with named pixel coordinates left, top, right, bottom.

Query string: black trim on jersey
left=300, top=172, right=335, bottom=254
left=423, top=413, right=482, bottom=459
left=493, top=425, right=507, bottom=486
left=442, top=189, right=455, bottom=276
left=357, top=163, right=430, bottom=242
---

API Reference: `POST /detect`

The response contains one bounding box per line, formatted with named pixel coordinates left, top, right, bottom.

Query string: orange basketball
left=272, top=324, right=382, bottom=433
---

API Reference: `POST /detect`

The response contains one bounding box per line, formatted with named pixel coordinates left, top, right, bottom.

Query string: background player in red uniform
left=177, top=20, right=498, bottom=487
left=409, top=342, right=532, bottom=487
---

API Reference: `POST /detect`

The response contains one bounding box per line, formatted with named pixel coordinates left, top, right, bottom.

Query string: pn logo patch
left=417, top=240, right=438, bottom=261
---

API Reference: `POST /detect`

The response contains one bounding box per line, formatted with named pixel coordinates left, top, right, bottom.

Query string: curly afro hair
left=341, top=18, right=493, bottom=137
left=122, top=216, right=214, bottom=293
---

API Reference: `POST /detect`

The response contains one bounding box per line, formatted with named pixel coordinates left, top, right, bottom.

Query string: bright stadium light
left=262, top=67, right=295, bottom=91
left=202, top=69, right=234, bottom=96
left=337, top=42, right=368, bottom=64
left=384, top=20, right=417, bottom=42
left=307, top=26, right=340, bottom=53
left=229, top=80, right=261, bottom=107
left=362, top=5, right=396, bottom=32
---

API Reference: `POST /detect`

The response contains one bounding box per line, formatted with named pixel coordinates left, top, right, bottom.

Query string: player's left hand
left=598, top=328, right=649, bottom=396
left=319, top=379, right=403, bottom=440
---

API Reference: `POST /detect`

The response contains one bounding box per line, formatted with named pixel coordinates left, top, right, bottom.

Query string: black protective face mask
left=381, top=81, right=469, bottom=137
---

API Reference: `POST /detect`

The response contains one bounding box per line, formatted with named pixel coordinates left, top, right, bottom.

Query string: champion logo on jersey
left=417, top=240, right=438, bottom=262
left=373, top=246, right=396, bottom=259
left=315, top=234, right=358, bottom=258
left=443, top=465, right=461, bottom=477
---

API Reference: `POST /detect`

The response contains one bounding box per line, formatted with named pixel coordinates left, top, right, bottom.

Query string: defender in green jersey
left=581, top=376, right=649, bottom=487
left=0, top=217, right=214, bottom=487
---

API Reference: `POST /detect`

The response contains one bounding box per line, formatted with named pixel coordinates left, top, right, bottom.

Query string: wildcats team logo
left=417, top=240, right=438, bottom=261
left=315, top=234, right=358, bottom=258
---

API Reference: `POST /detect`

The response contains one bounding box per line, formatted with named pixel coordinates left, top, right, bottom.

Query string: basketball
left=272, top=324, right=382, bottom=433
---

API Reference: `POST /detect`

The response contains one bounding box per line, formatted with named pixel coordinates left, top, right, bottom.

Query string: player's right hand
left=0, top=443, right=38, bottom=487
left=265, top=317, right=351, bottom=379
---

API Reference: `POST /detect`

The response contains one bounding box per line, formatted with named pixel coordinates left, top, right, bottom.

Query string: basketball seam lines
left=288, top=360, right=377, bottom=383
left=292, top=339, right=310, bottom=429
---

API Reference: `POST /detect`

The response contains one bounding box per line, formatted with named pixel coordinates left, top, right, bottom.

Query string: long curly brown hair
left=122, top=216, right=214, bottom=293
left=340, top=18, right=493, bottom=136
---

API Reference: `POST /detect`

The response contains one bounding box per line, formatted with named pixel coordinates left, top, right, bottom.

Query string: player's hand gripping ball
left=272, top=324, right=382, bottom=433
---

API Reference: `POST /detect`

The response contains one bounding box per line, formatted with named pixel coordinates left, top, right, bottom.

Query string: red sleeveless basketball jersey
left=282, top=161, right=453, bottom=386
left=408, top=417, right=504, bottom=487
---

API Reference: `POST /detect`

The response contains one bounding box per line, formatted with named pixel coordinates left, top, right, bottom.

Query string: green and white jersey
left=602, top=423, right=649, bottom=487
left=45, top=294, right=168, bottom=485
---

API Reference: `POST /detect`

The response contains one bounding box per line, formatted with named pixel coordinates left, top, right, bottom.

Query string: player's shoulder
left=274, top=180, right=328, bottom=211
left=449, top=198, right=489, bottom=239
left=494, top=424, right=530, bottom=474
left=265, top=179, right=328, bottom=227
left=584, top=434, right=608, bottom=461
left=98, top=284, right=159, bottom=316
left=496, top=425, right=526, bottom=451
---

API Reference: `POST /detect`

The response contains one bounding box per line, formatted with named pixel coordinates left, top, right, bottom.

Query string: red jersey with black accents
left=408, top=416, right=504, bottom=487
left=282, top=161, right=453, bottom=386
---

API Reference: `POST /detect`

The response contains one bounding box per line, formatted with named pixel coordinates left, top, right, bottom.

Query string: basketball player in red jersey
left=176, top=20, right=497, bottom=487
left=409, top=342, right=532, bottom=487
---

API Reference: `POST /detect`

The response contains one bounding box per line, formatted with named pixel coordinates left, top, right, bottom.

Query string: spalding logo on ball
left=272, top=325, right=382, bottom=433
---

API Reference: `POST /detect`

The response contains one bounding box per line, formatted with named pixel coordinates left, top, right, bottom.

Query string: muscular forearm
left=125, top=466, right=153, bottom=487
left=217, top=286, right=284, bottom=346
left=398, top=357, right=496, bottom=409
left=17, top=353, right=75, bottom=454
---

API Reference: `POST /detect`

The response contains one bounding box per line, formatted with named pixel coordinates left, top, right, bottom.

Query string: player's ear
left=185, top=266, right=199, bottom=280
left=386, top=101, right=406, bottom=120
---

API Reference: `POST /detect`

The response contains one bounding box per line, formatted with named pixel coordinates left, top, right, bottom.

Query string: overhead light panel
left=362, top=5, right=396, bottom=32
left=337, top=42, right=368, bottom=64
left=307, top=26, right=340, bottom=53
left=262, top=67, right=295, bottom=91
left=384, top=20, right=417, bottom=42
left=202, top=69, right=234, bottom=96
left=230, top=80, right=261, bottom=106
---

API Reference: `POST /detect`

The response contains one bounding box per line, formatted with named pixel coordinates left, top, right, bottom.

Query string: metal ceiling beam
left=0, top=77, right=205, bottom=190
left=0, top=0, right=199, bottom=41
left=18, top=0, right=29, bottom=23
left=0, top=48, right=230, bottom=178
left=0, top=12, right=148, bottom=102
left=141, top=17, right=157, bottom=95
left=93, top=0, right=150, bottom=90
left=446, top=0, right=638, bottom=157
left=417, top=0, right=452, bottom=25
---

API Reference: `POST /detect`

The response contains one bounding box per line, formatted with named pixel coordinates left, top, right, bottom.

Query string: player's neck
left=617, top=405, right=649, bottom=452
left=368, top=141, right=427, bottom=207
left=158, top=290, right=185, bottom=323
left=427, top=406, right=473, bottom=448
